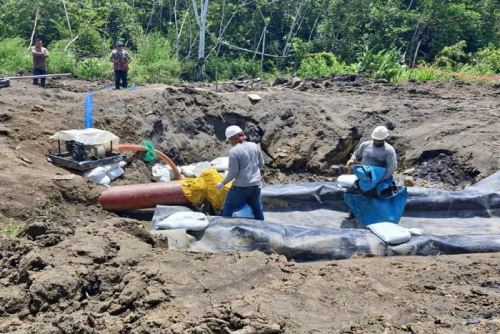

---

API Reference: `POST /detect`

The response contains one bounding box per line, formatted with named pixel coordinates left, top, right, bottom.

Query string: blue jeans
left=32, top=68, right=47, bottom=87
left=222, top=185, right=264, bottom=220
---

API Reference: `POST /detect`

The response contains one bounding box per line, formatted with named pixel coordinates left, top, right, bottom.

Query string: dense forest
left=0, top=0, right=498, bottom=83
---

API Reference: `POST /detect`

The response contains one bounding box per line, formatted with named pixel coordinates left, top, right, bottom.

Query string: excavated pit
left=0, top=76, right=499, bottom=333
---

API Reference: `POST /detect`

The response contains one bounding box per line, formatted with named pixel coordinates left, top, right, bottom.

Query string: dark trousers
left=114, top=70, right=128, bottom=89
left=222, top=185, right=265, bottom=220
left=32, top=68, right=47, bottom=87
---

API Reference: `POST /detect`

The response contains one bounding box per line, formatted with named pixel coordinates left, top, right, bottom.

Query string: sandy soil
left=0, top=76, right=499, bottom=333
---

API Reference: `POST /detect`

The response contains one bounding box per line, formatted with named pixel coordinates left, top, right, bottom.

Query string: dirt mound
left=0, top=77, right=499, bottom=332
left=1, top=228, right=499, bottom=333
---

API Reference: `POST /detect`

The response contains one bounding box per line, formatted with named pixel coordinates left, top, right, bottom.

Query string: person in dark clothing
left=31, top=39, right=49, bottom=87
left=110, top=41, right=132, bottom=90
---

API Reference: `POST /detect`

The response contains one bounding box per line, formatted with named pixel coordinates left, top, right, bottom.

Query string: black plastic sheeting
left=184, top=172, right=500, bottom=261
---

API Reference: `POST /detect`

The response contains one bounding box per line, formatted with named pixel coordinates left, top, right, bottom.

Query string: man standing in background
left=110, top=41, right=132, bottom=90
left=31, top=39, right=49, bottom=87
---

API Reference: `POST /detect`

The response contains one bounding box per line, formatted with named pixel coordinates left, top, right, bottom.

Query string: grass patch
left=0, top=37, right=32, bottom=76
left=297, top=52, right=354, bottom=78
left=129, top=33, right=181, bottom=84
left=1, top=218, right=24, bottom=237
left=36, top=199, right=64, bottom=222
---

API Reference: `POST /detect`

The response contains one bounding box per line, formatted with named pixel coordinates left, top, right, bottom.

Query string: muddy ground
left=0, top=76, right=499, bottom=333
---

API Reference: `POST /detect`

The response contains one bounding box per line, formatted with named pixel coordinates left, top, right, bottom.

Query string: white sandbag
left=180, top=165, right=196, bottom=177
left=102, top=161, right=126, bottom=171
left=180, top=161, right=210, bottom=178
left=98, top=175, right=111, bottom=185
left=408, top=228, right=424, bottom=236
left=156, top=211, right=209, bottom=231
left=210, top=157, right=229, bottom=171
left=367, top=222, right=411, bottom=245
left=192, top=161, right=210, bottom=177
left=152, top=163, right=172, bottom=182
left=84, top=166, right=107, bottom=183
left=84, top=164, right=123, bottom=184
left=337, top=174, right=357, bottom=188
left=107, top=166, right=124, bottom=181
left=151, top=205, right=194, bottom=230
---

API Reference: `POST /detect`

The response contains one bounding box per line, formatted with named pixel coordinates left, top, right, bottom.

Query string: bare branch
left=62, top=0, right=73, bottom=38
left=219, top=40, right=291, bottom=58
left=63, top=35, right=79, bottom=51
left=28, top=8, right=40, bottom=49
left=191, top=0, right=201, bottom=27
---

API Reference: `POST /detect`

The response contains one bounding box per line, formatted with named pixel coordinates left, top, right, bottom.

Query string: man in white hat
left=216, top=125, right=265, bottom=220
left=346, top=125, right=397, bottom=182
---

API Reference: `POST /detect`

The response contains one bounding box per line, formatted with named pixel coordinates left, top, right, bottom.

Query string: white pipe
left=4, top=73, right=72, bottom=80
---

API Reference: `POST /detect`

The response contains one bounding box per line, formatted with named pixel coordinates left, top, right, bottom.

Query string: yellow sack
left=179, top=168, right=232, bottom=212
left=180, top=176, right=207, bottom=206
left=200, top=168, right=232, bottom=211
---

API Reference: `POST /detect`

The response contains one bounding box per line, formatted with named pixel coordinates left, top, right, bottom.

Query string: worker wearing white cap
left=216, top=125, right=265, bottom=220
left=346, top=125, right=397, bottom=182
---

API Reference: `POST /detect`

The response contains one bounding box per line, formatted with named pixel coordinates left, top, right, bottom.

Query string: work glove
left=346, top=159, right=355, bottom=168
left=216, top=182, right=224, bottom=190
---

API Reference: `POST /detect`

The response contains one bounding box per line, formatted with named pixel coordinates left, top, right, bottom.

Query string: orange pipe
left=118, top=144, right=182, bottom=180
left=99, top=181, right=190, bottom=211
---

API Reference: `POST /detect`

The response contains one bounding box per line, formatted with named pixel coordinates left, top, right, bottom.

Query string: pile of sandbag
left=84, top=161, right=126, bottom=185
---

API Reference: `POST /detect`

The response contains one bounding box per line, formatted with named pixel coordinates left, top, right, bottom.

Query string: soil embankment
left=0, top=77, right=499, bottom=333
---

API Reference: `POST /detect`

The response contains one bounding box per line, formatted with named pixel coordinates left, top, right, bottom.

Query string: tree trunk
left=62, top=0, right=73, bottom=38
left=192, top=0, right=209, bottom=81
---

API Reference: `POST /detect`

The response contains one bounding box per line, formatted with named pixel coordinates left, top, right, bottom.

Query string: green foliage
left=0, top=0, right=68, bottom=42
left=106, top=2, right=144, bottom=45
left=205, top=57, right=261, bottom=81
left=47, top=40, right=77, bottom=74
left=0, top=38, right=32, bottom=76
left=290, top=37, right=312, bottom=68
left=435, top=41, right=469, bottom=68
left=297, top=52, right=352, bottom=78
left=396, top=66, right=449, bottom=82
left=129, top=33, right=181, bottom=83
left=74, top=28, right=109, bottom=57
left=75, top=57, right=112, bottom=79
left=0, top=0, right=498, bottom=82
left=1, top=218, right=24, bottom=238
left=357, top=48, right=407, bottom=82
left=43, top=199, right=64, bottom=222
left=472, top=44, right=500, bottom=74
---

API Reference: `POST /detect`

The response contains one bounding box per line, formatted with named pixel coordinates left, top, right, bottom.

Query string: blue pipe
left=84, top=92, right=93, bottom=128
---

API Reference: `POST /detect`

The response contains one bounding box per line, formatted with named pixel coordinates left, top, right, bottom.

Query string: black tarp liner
left=180, top=172, right=500, bottom=261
